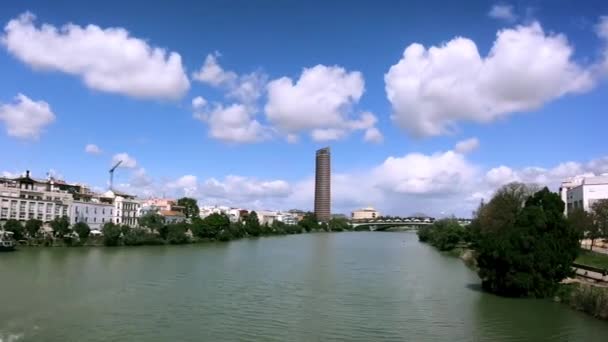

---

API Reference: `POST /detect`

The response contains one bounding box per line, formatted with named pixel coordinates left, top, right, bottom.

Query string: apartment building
left=103, top=190, right=141, bottom=227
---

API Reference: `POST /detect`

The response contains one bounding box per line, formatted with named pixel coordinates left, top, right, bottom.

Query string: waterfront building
left=257, top=210, right=278, bottom=225
left=565, top=175, right=608, bottom=213
left=70, top=199, right=113, bottom=231
left=159, top=210, right=186, bottom=224
left=287, top=209, right=305, bottom=222
left=0, top=171, right=72, bottom=226
left=351, top=207, right=380, bottom=220
left=314, top=147, right=331, bottom=222
left=277, top=212, right=298, bottom=225
left=103, top=190, right=141, bottom=227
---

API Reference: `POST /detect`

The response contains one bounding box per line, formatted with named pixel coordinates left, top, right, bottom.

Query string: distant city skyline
left=2, top=1, right=608, bottom=216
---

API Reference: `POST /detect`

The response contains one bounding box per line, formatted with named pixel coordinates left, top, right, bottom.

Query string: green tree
left=3, top=219, right=24, bottom=240
left=245, top=211, right=261, bottom=237
left=476, top=186, right=580, bottom=297
left=102, top=222, right=122, bottom=246
left=139, top=212, right=165, bottom=231
left=177, top=197, right=199, bottom=219
left=591, top=199, right=608, bottom=251
left=50, top=216, right=71, bottom=238
left=73, top=222, right=91, bottom=240
left=329, top=217, right=350, bottom=232
left=298, top=212, right=318, bottom=232
left=271, top=220, right=286, bottom=235
left=568, top=208, right=594, bottom=249
left=166, top=223, right=190, bottom=244
left=25, top=219, right=42, bottom=239
left=416, top=219, right=465, bottom=250
left=197, top=213, right=230, bottom=239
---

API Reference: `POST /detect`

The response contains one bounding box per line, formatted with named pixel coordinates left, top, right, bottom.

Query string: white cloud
left=596, top=16, right=608, bottom=74
left=192, top=96, right=207, bottom=110
left=84, top=144, right=102, bottom=155
left=454, top=137, right=479, bottom=154
left=195, top=103, right=270, bottom=143
left=2, top=12, right=189, bottom=100
left=166, top=174, right=198, bottom=197
left=192, top=53, right=266, bottom=104
left=488, top=4, right=517, bottom=21
left=265, top=64, right=380, bottom=142
left=373, top=151, right=477, bottom=195
left=111, top=153, right=137, bottom=169
left=1, top=171, right=23, bottom=178
left=385, top=22, right=594, bottom=137
left=363, top=127, right=383, bottom=143
left=0, top=93, right=55, bottom=139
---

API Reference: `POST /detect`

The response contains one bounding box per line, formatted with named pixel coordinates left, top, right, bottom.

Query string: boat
left=0, top=230, right=16, bottom=252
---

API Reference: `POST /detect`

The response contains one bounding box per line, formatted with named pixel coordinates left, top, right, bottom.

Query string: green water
left=1, top=232, right=607, bottom=341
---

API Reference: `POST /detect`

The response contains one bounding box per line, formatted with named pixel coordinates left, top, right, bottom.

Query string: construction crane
left=108, top=160, right=123, bottom=190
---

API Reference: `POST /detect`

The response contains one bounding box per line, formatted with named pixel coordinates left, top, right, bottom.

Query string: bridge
left=350, top=219, right=433, bottom=231
left=350, top=218, right=472, bottom=231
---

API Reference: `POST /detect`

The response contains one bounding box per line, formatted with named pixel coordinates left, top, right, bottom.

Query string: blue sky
left=1, top=0, right=608, bottom=216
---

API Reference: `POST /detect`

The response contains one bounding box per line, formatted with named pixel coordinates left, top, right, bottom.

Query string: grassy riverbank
left=576, top=250, right=608, bottom=270
left=556, top=283, right=608, bottom=320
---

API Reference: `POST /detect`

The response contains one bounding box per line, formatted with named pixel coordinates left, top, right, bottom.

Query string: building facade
left=70, top=200, right=113, bottom=231
left=104, top=190, right=141, bottom=227
left=0, top=171, right=71, bottom=226
left=314, top=147, right=331, bottom=222
left=351, top=207, right=380, bottom=220
left=566, top=175, right=608, bottom=213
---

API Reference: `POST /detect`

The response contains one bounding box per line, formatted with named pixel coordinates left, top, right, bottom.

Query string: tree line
left=0, top=196, right=355, bottom=247
left=418, top=182, right=608, bottom=298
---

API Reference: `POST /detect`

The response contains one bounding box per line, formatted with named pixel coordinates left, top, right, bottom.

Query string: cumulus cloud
left=265, top=64, right=380, bottom=142
left=454, top=137, right=479, bottom=154
left=2, top=12, right=189, bottom=99
left=385, top=22, right=594, bottom=137
left=194, top=101, right=270, bottom=143
left=111, top=153, right=137, bottom=169
left=166, top=174, right=198, bottom=197
left=192, top=53, right=266, bottom=103
left=488, top=4, right=517, bottom=21
left=0, top=93, right=55, bottom=139
left=84, top=144, right=102, bottom=155
left=363, top=127, right=383, bottom=143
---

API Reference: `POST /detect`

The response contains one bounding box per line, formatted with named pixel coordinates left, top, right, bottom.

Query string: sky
left=1, top=0, right=608, bottom=217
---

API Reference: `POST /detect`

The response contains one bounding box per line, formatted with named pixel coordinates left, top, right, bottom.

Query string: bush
left=102, top=222, right=122, bottom=246
left=417, top=219, right=467, bottom=251
left=73, top=222, right=91, bottom=240
left=167, top=223, right=190, bottom=244
left=3, top=219, right=24, bottom=240
left=123, top=229, right=165, bottom=246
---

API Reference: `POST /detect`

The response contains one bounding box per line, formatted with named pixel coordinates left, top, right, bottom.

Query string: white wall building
left=352, top=207, right=380, bottom=220
left=277, top=212, right=298, bottom=225
left=103, top=190, right=141, bottom=227
left=70, top=200, right=113, bottom=231
left=566, top=175, right=608, bottom=214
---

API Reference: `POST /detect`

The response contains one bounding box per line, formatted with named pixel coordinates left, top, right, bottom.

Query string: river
left=1, top=232, right=607, bottom=341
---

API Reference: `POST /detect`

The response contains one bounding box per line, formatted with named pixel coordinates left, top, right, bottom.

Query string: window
left=94, top=207, right=97, bottom=214
left=94, top=217, right=96, bottom=222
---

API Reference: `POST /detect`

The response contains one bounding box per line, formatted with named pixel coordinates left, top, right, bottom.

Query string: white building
left=0, top=171, right=72, bottom=226
left=256, top=210, right=278, bottom=225
left=565, top=175, right=608, bottom=214
left=277, top=212, right=298, bottom=225
left=103, top=190, right=141, bottom=227
left=70, top=199, right=113, bottom=231
left=351, top=207, right=380, bottom=220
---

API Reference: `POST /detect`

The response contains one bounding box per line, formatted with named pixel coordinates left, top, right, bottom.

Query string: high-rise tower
left=314, top=147, right=331, bottom=222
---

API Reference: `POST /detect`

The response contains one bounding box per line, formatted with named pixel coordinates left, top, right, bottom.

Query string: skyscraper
left=314, top=147, right=331, bottom=222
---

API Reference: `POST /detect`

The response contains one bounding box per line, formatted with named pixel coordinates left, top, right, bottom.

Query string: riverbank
left=434, top=244, right=608, bottom=321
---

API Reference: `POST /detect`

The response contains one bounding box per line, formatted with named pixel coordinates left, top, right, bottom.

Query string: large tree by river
left=474, top=183, right=581, bottom=297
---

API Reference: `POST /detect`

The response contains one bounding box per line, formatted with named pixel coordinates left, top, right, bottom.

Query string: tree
left=476, top=186, right=580, bottom=297
left=73, top=222, right=91, bottom=240
left=194, top=213, right=230, bottom=239
left=245, top=211, right=261, bottom=237
left=298, top=212, right=319, bottom=232
left=50, top=216, right=70, bottom=238
left=139, top=212, right=165, bottom=231
left=102, top=222, right=122, bottom=246
left=166, top=223, right=190, bottom=244
left=591, top=199, right=608, bottom=251
left=25, top=219, right=43, bottom=239
left=3, top=219, right=24, bottom=240
left=417, top=219, right=466, bottom=251
left=177, top=197, right=199, bottom=219
left=329, top=217, right=350, bottom=232
left=568, top=208, right=595, bottom=249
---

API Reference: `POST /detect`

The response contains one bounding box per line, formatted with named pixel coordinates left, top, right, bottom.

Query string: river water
left=1, top=232, right=607, bottom=341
